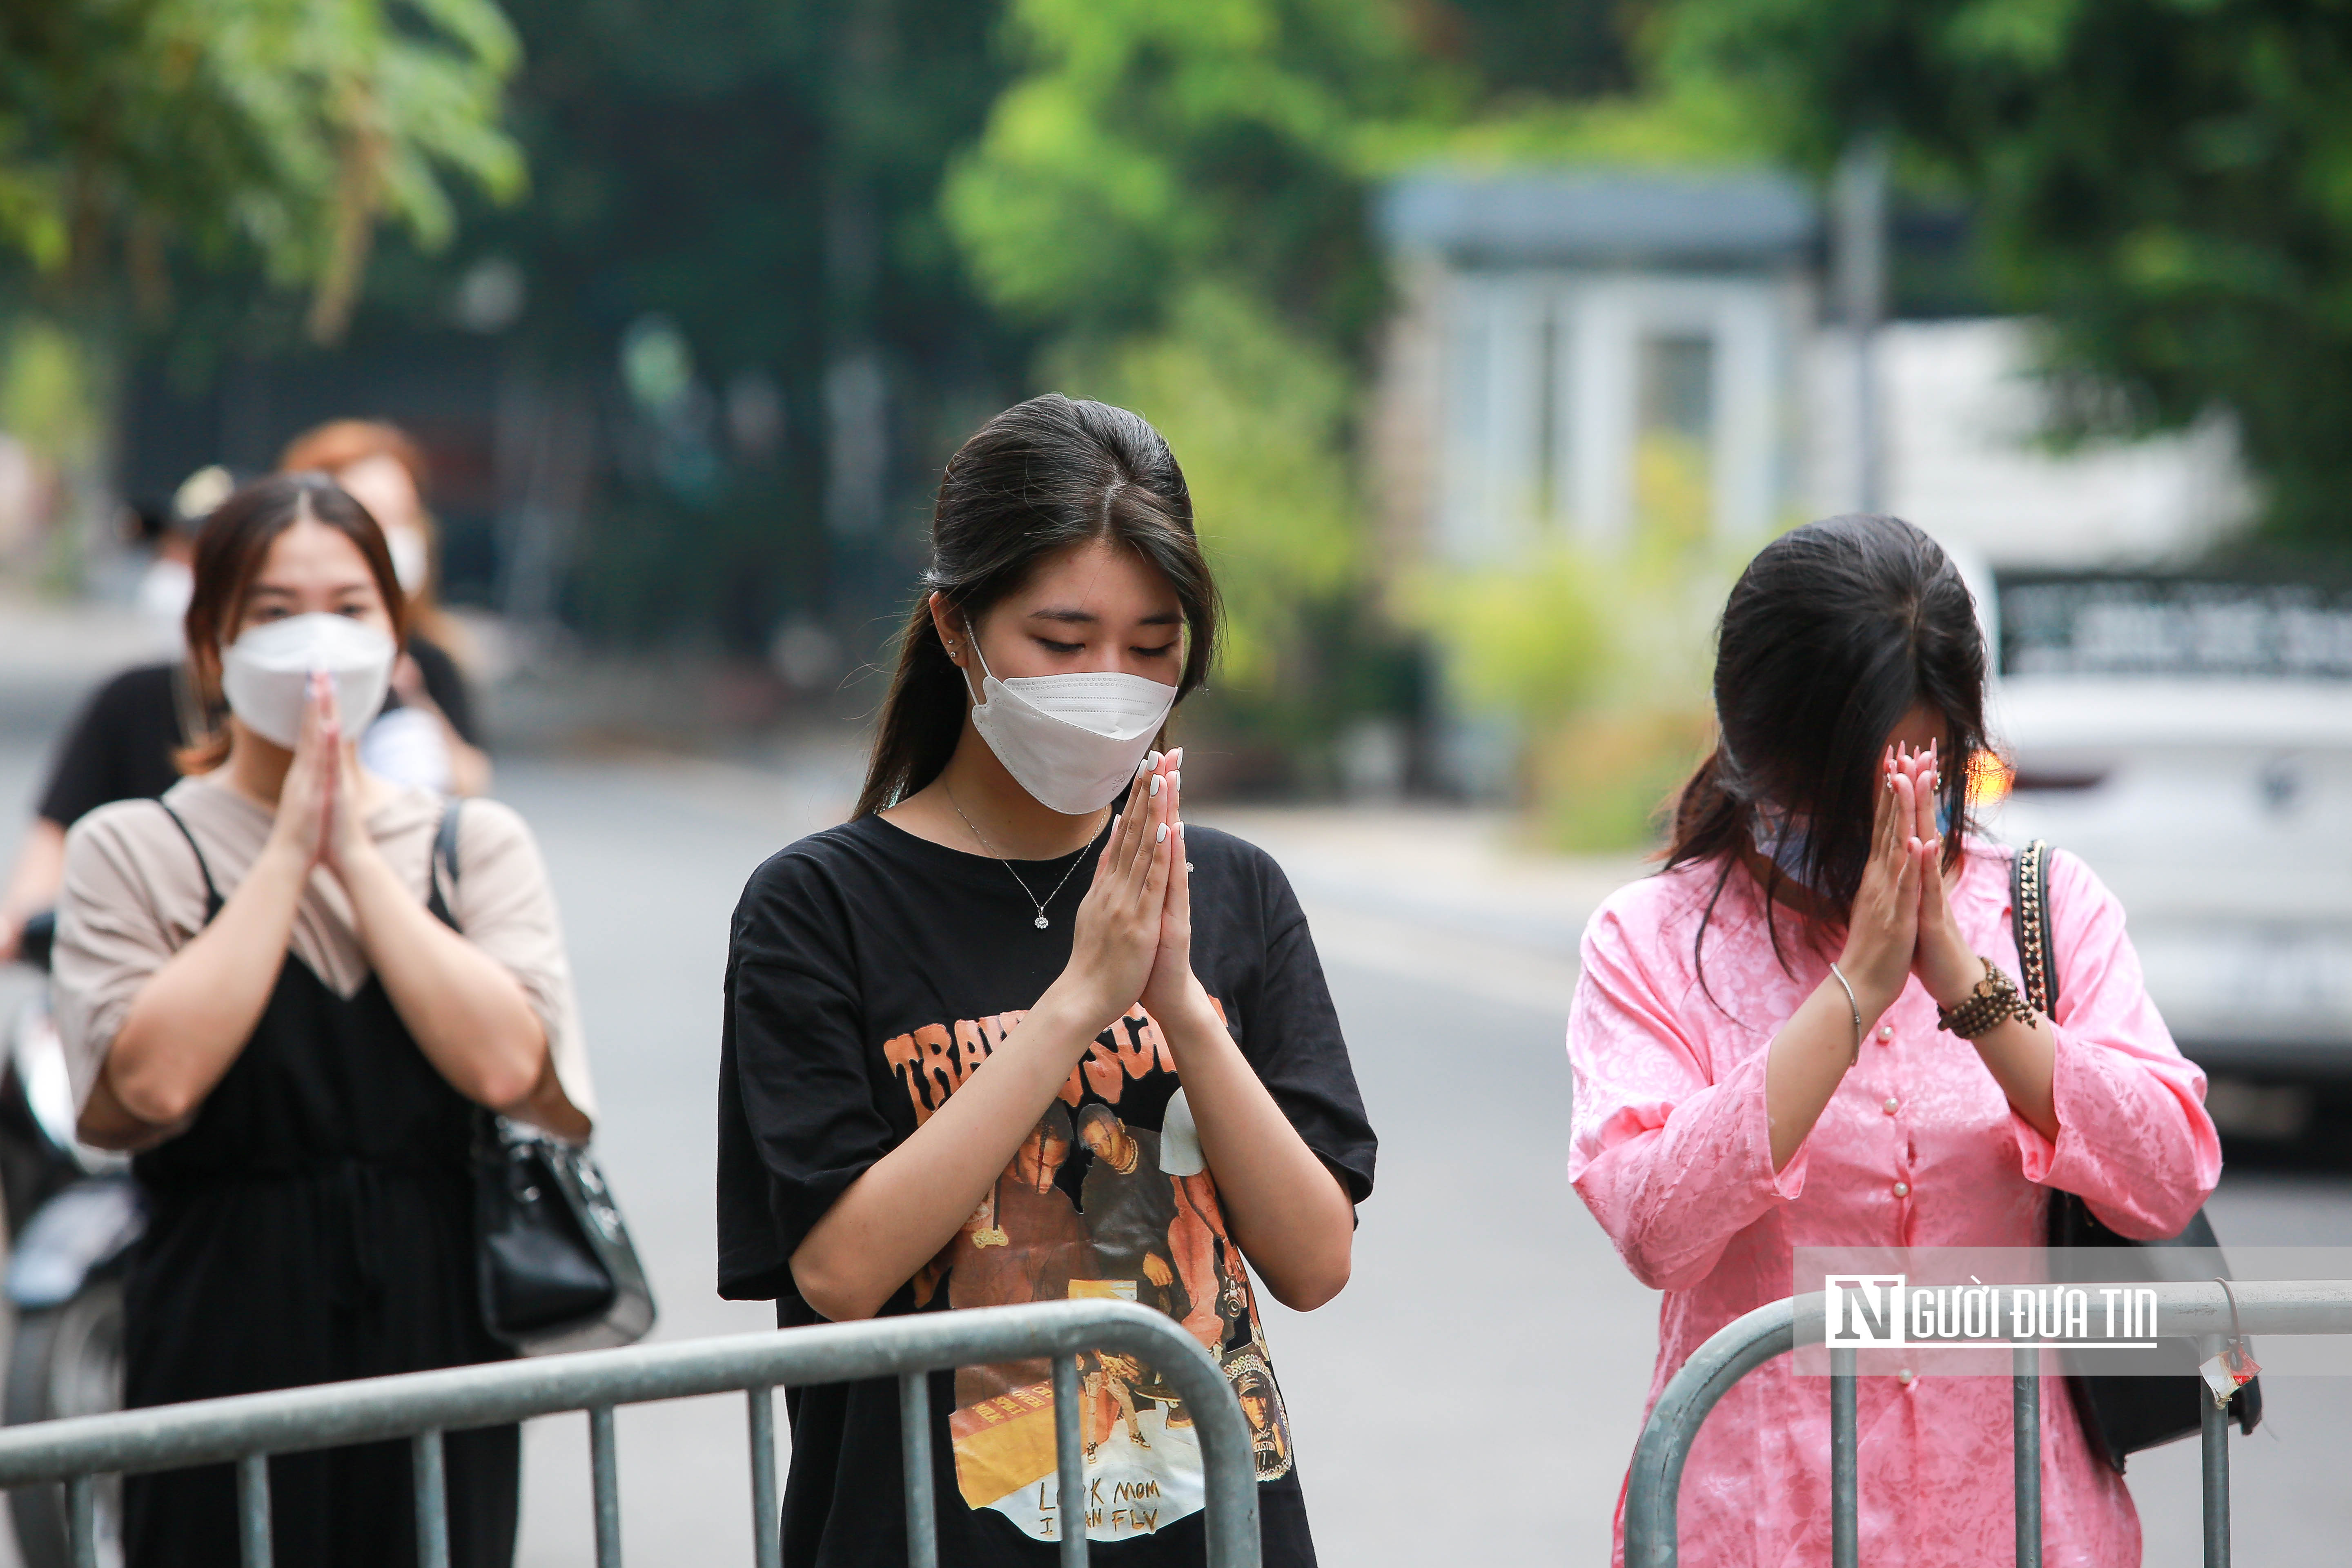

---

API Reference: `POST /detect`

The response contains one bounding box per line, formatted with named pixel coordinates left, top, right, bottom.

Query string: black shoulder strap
left=426, top=800, right=463, bottom=932
left=2010, top=839, right=2058, bottom=1019
left=154, top=802, right=223, bottom=923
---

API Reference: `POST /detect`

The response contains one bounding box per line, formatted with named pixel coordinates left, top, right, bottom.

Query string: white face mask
left=220, top=612, right=396, bottom=750
left=384, top=526, right=429, bottom=597
left=963, top=631, right=1178, bottom=815
left=136, top=558, right=194, bottom=628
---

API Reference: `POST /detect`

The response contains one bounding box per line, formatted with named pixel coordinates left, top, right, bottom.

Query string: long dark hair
left=1666, top=514, right=1987, bottom=976
left=853, top=394, right=1220, bottom=817
left=178, top=472, right=406, bottom=773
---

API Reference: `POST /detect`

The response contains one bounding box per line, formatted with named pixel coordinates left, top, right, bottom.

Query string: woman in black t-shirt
left=718, top=394, right=1375, bottom=1567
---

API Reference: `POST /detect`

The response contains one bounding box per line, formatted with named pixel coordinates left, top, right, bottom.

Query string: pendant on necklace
left=1033, top=915, right=1050, bottom=929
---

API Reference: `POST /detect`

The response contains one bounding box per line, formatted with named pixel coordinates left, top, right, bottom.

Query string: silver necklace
left=944, top=785, right=1102, bottom=929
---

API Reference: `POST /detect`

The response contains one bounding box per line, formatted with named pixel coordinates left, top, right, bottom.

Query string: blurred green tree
left=423, top=0, right=1029, bottom=652
left=945, top=0, right=1421, bottom=349
left=79, top=0, right=1654, bottom=704
left=943, top=0, right=1432, bottom=780
left=1656, top=0, right=2352, bottom=543
left=1413, top=0, right=1639, bottom=102
left=106, top=0, right=1029, bottom=657
left=0, top=0, right=524, bottom=341
left=941, top=0, right=1659, bottom=786
left=1047, top=283, right=1360, bottom=694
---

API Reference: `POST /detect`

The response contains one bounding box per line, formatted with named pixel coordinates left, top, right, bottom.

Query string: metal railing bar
left=2200, top=1340, right=2229, bottom=1568
left=2012, top=1347, right=2040, bottom=1568
left=746, top=1384, right=780, bottom=1568
left=412, top=1428, right=450, bottom=1568
left=0, top=1300, right=1237, bottom=1494
left=2137, top=1278, right=2352, bottom=1336
left=899, top=1372, right=938, bottom=1568
left=238, top=1452, right=272, bottom=1568
left=0, top=1301, right=1262, bottom=1568
left=589, top=1405, right=621, bottom=1568
left=1052, top=1352, right=1088, bottom=1568
left=66, top=1473, right=94, bottom=1568
left=1829, top=1347, right=1856, bottom=1568
left=1624, top=1295, right=1802, bottom=1568
left=1627, top=1281, right=2352, bottom=1568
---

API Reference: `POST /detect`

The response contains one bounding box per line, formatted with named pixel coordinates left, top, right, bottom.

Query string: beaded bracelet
left=1936, top=956, right=2038, bottom=1039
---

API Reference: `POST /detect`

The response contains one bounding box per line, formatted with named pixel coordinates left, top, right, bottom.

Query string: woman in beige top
left=51, top=473, right=592, bottom=1568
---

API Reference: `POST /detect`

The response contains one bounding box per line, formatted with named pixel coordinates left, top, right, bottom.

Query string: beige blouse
left=52, top=776, right=596, bottom=1127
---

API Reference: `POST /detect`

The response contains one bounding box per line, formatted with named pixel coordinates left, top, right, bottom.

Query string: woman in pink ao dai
left=1569, top=516, right=2218, bottom=1568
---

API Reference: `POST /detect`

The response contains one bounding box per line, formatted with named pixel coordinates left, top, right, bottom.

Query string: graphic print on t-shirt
left=883, top=1002, right=1294, bottom=1544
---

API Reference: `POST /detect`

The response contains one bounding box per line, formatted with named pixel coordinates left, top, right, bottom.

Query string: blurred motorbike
left=4, top=911, right=141, bottom=1568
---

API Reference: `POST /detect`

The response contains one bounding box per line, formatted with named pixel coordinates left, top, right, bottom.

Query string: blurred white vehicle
left=1980, top=572, right=2352, bottom=1134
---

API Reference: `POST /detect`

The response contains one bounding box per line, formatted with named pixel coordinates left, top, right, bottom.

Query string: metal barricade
left=0, top=1298, right=1261, bottom=1568
left=1624, top=1279, right=2352, bottom=1568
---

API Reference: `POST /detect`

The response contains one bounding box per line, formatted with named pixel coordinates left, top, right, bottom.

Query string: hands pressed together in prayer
left=1770, top=739, right=2060, bottom=1167
left=1837, top=741, right=1987, bottom=1020
left=1061, top=747, right=1201, bottom=1036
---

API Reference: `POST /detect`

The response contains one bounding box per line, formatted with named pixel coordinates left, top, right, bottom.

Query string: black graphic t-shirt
left=718, top=813, right=1376, bottom=1568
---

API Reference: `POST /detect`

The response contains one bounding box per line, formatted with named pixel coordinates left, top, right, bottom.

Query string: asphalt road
left=0, top=719, right=2349, bottom=1564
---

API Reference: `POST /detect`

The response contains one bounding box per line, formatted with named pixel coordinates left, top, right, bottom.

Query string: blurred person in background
left=123, top=498, right=189, bottom=626
left=0, top=469, right=230, bottom=963
left=49, top=473, right=592, bottom=1568
left=0, top=441, right=486, bottom=964
left=278, top=419, right=492, bottom=798
left=1568, top=514, right=2218, bottom=1567
left=128, top=466, right=233, bottom=630
left=719, top=395, right=1375, bottom=1566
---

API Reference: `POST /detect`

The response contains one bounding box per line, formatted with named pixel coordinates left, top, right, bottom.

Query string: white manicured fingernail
left=1156, top=823, right=1168, bottom=842
left=1149, top=776, right=1162, bottom=797
left=1138, top=757, right=1152, bottom=777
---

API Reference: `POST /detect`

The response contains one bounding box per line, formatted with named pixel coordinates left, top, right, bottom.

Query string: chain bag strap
left=431, top=804, right=657, bottom=1356
left=2018, top=839, right=2257, bottom=1469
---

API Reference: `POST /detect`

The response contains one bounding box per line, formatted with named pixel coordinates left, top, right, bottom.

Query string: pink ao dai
left=1568, top=844, right=2219, bottom=1568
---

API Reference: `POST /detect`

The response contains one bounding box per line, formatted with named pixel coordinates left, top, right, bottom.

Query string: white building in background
left=1810, top=317, right=2254, bottom=565
left=1375, top=171, right=1819, bottom=566
left=1372, top=168, right=2255, bottom=793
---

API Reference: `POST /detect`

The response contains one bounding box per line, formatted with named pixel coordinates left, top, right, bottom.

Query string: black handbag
left=431, top=805, right=657, bottom=1356
left=2013, top=838, right=2258, bottom=1470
